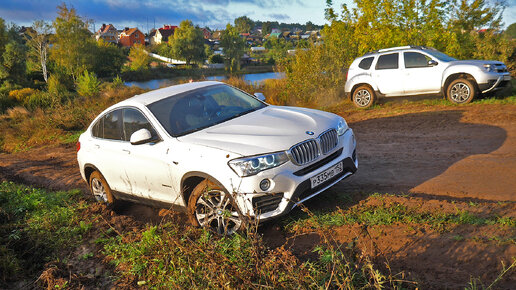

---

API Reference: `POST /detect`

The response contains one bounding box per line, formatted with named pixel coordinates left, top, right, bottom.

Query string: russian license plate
left=310, top=162, right=343, bottom=188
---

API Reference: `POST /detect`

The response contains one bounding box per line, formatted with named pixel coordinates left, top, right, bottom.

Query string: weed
left=286, top=197, right=515, bottom=232
left=465, top=259, right=516, bottom=290
left=453, top=235, right=465, bottom=241
left=0, top=182, right=88, bottom=284
left=79, top=252, right=94, bottom=260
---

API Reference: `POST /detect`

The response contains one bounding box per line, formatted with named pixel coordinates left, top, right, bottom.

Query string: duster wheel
left=352, top=85, right=376, bottom=108
left=447, top=78, right=476, bottom=104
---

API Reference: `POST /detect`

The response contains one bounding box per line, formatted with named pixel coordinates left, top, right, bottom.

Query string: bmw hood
left=178, top=106, right=340, bottom=156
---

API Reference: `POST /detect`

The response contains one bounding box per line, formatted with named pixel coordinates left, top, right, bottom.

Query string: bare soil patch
left=1, top=102, right=515, bottom=288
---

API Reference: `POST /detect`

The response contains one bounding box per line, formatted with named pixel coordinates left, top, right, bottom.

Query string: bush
left=208, top=54, right=224, bottom=64
left=47, top=74, right=69, bottom=105
left=76, top=70, right=100, bottom=98
left=7, top=88, right=54, bottom=110
left=0, top=93, right=14, bottom=113
left=8, top=88, right=39, bottom=103
left=25, top=91, right=53, bottom=110
left=112, top=75, right=124, bottom=88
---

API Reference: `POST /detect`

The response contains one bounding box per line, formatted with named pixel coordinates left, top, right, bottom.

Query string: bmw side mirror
left=130, top=128, right=153, bottom=145
left=428, top=60, right=438, bottom=67
left=254, top=93, right=266, bottom=102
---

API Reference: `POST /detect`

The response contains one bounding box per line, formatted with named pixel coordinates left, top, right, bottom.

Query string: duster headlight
left=483, top=64, right=496, bottom=72
left=229, top=152, right=289, bottom=177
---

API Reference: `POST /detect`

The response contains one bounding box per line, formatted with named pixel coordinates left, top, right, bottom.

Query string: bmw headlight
left=483, top=64, right=496, bottom=73
left=337, top=118, right=349, bottom=136
left=228, top=152, right=289, bottom=177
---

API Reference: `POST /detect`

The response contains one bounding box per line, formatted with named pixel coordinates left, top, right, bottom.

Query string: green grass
left=100, top=222, right=406, bottom=288
left=58, top=130, right=84, bottom=144
left=0, top=182, right=89, bottom=284
left=286, top=199, right=516, bottom=233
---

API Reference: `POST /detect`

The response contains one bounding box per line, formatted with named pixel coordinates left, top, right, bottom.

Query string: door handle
left=94, top=144, right=100, bottom=149
left=122, top=149, right=131, bottom=154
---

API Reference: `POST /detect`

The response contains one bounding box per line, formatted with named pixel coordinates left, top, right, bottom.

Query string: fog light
left=259, top=179, right=271, bottom=191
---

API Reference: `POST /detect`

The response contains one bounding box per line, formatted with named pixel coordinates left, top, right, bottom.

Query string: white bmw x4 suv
left=77, top=81, right=358, bottom=234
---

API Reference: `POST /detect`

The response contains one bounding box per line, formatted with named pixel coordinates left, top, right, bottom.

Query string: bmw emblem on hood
left=306, top=131, right=314, bottom=135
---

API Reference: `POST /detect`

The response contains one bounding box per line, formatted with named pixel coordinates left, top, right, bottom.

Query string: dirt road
left=0, top=103, right=515, bottom=288
left=1, top=104, right=514, bottom=201
left=342, top=105, right=516, bottom=201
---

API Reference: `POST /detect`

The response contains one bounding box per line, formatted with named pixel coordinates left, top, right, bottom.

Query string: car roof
left=362, top=45, right=437, bottom=57
left=121, top=81, right=223, bottom=106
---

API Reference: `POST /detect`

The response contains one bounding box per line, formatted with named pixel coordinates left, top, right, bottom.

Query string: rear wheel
left=447, top=78, right=476, bottom=104
left=352, top=85, right=376, bottom=108
left=89, top=171, right=117, bottom=207
left=187, top=179, right=244, bottom=235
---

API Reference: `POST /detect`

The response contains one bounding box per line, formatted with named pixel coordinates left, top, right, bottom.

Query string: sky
left=0, top=0, right=514, bottom=33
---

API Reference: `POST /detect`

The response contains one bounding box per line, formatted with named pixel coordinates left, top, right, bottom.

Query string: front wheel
left=352, top=85, right=376, bottom=108
left=89, top=171, right=117, bottom=207
left=447, top=79, right=476, bottom=104
left=187, top=179, right=245, bottom=235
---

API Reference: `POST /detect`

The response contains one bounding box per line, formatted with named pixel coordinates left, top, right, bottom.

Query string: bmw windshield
left=147, top=84, right=267, bottom=137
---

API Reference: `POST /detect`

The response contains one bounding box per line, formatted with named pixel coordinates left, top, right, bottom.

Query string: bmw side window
left=404, top=52, right=431, bottom=68
left=102, top=109, right=123, bottom=140
left=375, top=53, right=399, bottom=70
left=122, top=108, right=158, bottom=142
left=91, top=118, right=103, bottom=138
left=358, top=57, right=374, bottom=70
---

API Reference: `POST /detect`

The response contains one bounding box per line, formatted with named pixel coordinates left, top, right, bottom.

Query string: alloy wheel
left=195, top=189, right=242, bottom=235
left=91, top=178, right=108, bottom=203
left=450, top=82, right=471, bottom=103
left=355, top=89, right=372, bottom=107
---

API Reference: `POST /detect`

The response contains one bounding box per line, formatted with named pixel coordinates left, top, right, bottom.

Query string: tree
left=94, top=39, right=125, bottom=77
left=448, top=0, right=505, bottom=59
left=264, top=38, right=293, bottom=63
left=7, top=23, right=24, bottom=45
left=168, top=20, right=206, bottom=66
left=261, top=22, right=272, bottom=36
left=506, top=22, right=516, bottom=39
left=128, top=44, right=149, bottom=71
left=25, top=20, right=51, bottom=82
left=0, top=41, right=27, bottom=85
left=51, top=3, right=96, bottom=81
left=220, top=24, right=245, bottom=73
left=0, top=18, right=8, bottom=58
left=305, top=21, right=316, bottom=31
left=234, top=16, right=254, bottom=33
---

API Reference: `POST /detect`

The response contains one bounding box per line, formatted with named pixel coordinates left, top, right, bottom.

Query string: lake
left=125, top=72, right=286, bottom=90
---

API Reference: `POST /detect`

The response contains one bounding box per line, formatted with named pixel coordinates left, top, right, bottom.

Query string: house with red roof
left=119, top=27, right=145, bottom=47
left=96, top=24, right=118, bottom=44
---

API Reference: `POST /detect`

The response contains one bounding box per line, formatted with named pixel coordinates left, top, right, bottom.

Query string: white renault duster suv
left=77, top=81, right=358, bottom=234
left=345, top=46, right=511, bottom=108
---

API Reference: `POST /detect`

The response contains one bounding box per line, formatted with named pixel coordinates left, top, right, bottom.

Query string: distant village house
left=119, top=27, right=145, bottom=47
left=96, top=24, right=118, bottom=44
left=150, top=25, right=177, bottom=45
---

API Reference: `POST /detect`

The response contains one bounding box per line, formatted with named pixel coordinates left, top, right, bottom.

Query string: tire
left=447, top=78, right=476, bottom=104
left=187, top=179, right=245, bottom=235
left=89, top=171, right=117, bottom=207
left=352, top=85, right=376, bottom=108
